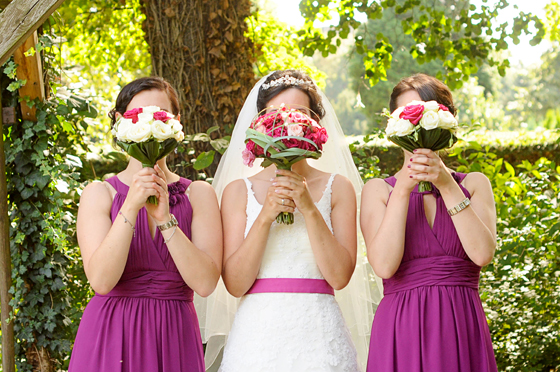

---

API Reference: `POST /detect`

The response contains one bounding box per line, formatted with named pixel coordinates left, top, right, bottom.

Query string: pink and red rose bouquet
left=243, top=104, right=328, bottom=224
left=386, top=100, right=459, bottom=192
left=112, top=105, right=185, bottom=204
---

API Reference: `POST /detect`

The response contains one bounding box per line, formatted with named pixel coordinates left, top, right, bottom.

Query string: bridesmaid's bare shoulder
left=363, top=177, right=392, bottom=203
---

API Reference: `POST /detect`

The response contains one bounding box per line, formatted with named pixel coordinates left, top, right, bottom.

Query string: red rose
left=439, top=104, right=449, bottom=112
left=123, top=107, right=143, bottom=123
left=153, top=111, right=170, bottom=122
left=400, top=104, right=424, bottom=125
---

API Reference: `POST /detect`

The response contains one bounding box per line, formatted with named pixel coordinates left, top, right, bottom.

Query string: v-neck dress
left=367, top=173, right=497, bottom=372
left=69, top=176, right=204, bottom=372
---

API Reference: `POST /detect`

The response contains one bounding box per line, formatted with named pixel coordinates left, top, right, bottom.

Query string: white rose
left=438, top=110, right=458, bottom=131
left=287, top=123, right=304, bottom=137
left=151, top=120, right=174, bottom=141
left=422, top=100, right=440, bottom=112
left=393, top=118, right=415, bottom=136
left=420, top=110, right=439, bottom=130
left=175, top=130, right=185, bottom=142
left=391, top=106, right=405, bottom=119
left=168, top=119, right=183, bottom=133
left=115, top=118, right=133, bottom=141
left=126, top=122, right=152, bottom=142
left=137, top=111, right=155, bottom=124
left=386, top=118, right=397, bottom=136
left=142, top=106, right=160, bottom=115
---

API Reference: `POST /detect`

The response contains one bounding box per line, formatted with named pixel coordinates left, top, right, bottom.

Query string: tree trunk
left=141, top=0, right=256, bottom=179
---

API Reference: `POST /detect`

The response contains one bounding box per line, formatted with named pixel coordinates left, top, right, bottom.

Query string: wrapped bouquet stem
left=386, top=100, right=459, bottom=192
left=243, top=104, right=328, bottom=224
left=112, top=106, right=185, bottom=204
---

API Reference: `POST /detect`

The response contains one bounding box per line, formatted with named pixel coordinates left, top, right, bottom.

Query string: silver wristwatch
left=157, top=214, right=178, bottom=231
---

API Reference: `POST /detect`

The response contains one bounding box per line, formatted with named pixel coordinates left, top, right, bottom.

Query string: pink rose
left=287, top=123, right=304, bottom=137
left=242, top=147, right=256, bottom=167
left=123, top=107, right=143, bottom=124
left=400, top=104, right=424, bottom=125
left=153, top=111, right=171, bottom=122
left=439, top=104, right=449, bottom=112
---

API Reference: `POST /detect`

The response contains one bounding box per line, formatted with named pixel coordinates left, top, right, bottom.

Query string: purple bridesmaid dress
left=69, top=176, right=204, bottom=372
left=367, top=173, right=497, bottom=372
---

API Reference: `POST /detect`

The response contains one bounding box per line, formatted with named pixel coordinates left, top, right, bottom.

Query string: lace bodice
left=243, top=174, right=336, bottom=280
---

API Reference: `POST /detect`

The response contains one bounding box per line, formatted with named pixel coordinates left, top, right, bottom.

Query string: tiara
left=261, top=76, right=308, bottom=90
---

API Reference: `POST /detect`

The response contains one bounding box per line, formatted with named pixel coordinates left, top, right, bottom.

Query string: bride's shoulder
left=330, top=174, right=353, bottom=192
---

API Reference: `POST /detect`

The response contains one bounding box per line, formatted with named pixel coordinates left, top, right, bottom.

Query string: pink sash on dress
left=246, top=278, right=334, bottom=295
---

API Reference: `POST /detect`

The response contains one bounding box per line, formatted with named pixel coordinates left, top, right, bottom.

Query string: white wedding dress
left=218, top=174, right=361, bottom=372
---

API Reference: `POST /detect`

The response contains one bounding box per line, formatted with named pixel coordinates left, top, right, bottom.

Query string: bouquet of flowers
left=386, top=100, right=459, bottom=192
left=112, top=105, right=185, bottom=204
left=243, top=104, right=328, bottom=224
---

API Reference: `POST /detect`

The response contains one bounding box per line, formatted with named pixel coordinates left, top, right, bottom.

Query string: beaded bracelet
left=163, top=225, right=178, bottom=244
left=118, top=211, right=135, bottom=237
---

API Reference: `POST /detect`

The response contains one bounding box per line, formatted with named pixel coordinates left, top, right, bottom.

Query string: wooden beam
left=13, top=31, right=44, bottom=121
left=0, top=0, right=67, bottom=66
left=0, top=1, right=13, bottom=11
left=0, top=88, right=15, bottom=372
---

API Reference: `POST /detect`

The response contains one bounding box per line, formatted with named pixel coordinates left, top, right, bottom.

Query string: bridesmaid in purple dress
left=69, top=77, right=222, bottom=372
left=361, top=74, right=498, bottom=372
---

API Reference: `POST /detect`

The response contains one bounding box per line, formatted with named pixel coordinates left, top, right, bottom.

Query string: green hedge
left=351, top=138, right=560, bottom=180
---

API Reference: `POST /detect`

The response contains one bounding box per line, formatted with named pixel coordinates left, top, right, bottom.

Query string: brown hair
left=108, top=76, right=180, bottom=128
left=389, top=74, right=456, bottom=115
left=257, top=70, right=325, bottom=121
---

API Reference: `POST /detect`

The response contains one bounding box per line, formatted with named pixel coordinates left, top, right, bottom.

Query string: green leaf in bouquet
left=193, top=150, right=215, bottom=170
left=116, top=138, right=178, bottom=168
left=271, top=135, right=320, bottom=150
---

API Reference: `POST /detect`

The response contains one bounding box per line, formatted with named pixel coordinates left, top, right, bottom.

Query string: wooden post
left=0, top=87, right=15, bottom=372
left=13, top=31, right=45, bottom=121
left=0, top=0, right=68, bottom=66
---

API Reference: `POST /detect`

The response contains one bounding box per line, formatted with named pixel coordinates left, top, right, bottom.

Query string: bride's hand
left=260, top=182, right=295, bottom=225
left=144, top=164, right=171, bottom=225
left=273, top=169, right=315, bottom=216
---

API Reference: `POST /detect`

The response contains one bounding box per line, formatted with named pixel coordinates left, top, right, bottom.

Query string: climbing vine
left=1, top=32, right=95, bottom=371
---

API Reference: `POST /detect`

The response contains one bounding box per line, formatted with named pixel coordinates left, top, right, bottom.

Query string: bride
left=206, top=70, right=381, bottom=371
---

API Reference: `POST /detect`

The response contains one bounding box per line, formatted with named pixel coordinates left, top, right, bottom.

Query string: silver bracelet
left=118, top=211, right=135, bottom=237
left=163, top=225, right=178, bottom=244
left=447, top=198, right=471, bottom=216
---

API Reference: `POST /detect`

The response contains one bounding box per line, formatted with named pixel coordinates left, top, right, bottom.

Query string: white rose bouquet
left=386, top=100, right=459, bottom=192
left=112, top=105, right=185, bottom=204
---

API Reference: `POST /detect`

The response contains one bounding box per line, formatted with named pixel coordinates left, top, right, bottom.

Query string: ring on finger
left=281, top=199, right=285, bottom=206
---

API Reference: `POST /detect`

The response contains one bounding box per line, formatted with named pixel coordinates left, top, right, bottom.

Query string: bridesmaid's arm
left=301, top=176, right=357, bottom=290
left=361, top=177, right=413, bottom=279
left=78, top=168, right=160, bottom=294
left=162, top=181, right=223, bottom=297
left=221, top=179, right=294, bottom=297
left=438, top=172, right=496, bottom=266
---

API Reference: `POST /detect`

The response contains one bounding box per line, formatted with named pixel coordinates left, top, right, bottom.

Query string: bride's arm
left=221, top=179, right=295, bottom=297
left=274, top=171, right=357, bottom=290
left=305, top=176, right=357, bottom=290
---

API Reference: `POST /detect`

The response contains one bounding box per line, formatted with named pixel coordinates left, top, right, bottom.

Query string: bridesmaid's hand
left=273, top=169, right=316, bottom=216
left=123, top=167, right=160, bottom=212
left=394, top=157, right=420, bottom=194
left=408, top=149, right=454, bottom=190
left=260, top=182, right=295, bottom=225
left=144, top=164, right=171, bottom=225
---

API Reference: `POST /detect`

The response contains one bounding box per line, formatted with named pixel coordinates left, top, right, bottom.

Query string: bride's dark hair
left=257, top=70, right=325, bottom=121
